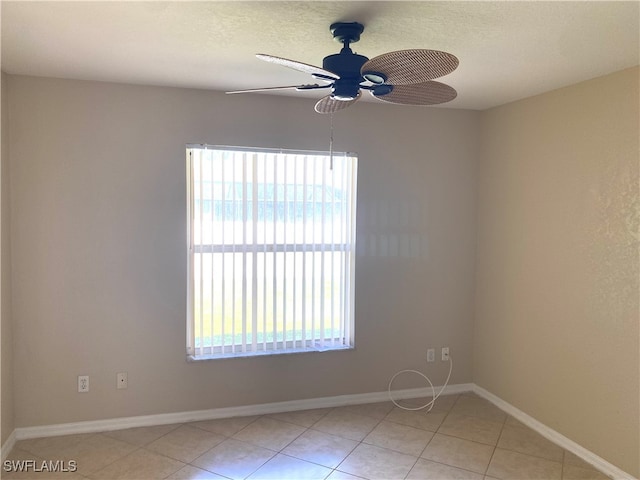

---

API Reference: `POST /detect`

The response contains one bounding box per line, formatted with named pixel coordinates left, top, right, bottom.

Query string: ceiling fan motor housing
left=323, top=52, right=368, bottom=100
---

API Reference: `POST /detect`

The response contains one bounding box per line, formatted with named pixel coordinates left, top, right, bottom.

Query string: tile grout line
left=482, top=406, right=509, bottom=478
left=88, top=443, right=145, bottom=479
left=294, top=404, right=378, bottom=479
left=99, top=422, right=249, bottom=479
left=228, top=414, right=290, bottom=478
left=400, top=393, right=460, bottom=478
left=328, top=403, right=400, bottom=479
left=197, top=405, right=358, bottom=479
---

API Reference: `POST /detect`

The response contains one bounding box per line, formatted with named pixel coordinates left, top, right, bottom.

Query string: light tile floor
left=4, top=393, right=611, bottom=480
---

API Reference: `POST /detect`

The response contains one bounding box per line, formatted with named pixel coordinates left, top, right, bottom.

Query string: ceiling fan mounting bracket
left=330, top=22, right=364, bottom=46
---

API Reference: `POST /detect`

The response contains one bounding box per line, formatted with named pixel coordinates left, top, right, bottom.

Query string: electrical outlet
left=78, top=375, right=89, bottom=393
left=427, top=348, right=435, bottom=362
left=441, top=347, right=450, bottom=361
left=117, top=372, right=128, bottom=389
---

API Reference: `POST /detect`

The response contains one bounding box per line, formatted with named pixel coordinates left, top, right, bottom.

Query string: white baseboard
left=1, top=429, right=16, bottom=463
left=6, top=382, right=633, bottom=480
left=473, top=385, right=635, bottom=480
left=13, top=382, right=473, bottom=441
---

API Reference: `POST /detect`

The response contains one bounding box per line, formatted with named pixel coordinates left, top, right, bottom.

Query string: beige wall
left=7, top=68, right=637, bottom=475
left=474, top=67, right=639, bottom=477
left=7, top=75, right=479, bottom=428
left=1, top=72, right=15, bottom=446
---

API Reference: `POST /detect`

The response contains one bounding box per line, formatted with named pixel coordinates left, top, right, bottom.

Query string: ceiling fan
left=226, top=22, right=459, bottom=114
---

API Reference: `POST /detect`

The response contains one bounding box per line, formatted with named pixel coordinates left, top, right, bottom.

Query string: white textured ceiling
left=2, top=1, right=638, bottom=110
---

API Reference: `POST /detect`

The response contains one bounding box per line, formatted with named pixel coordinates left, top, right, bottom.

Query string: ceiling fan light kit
left=227, top=22, right=458, bottom=114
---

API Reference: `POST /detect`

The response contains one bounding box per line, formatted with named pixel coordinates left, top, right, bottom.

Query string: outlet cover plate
left=78, top=375, right=89, bottom=393
left=427, top=348, right=435, bottom=362
left=441, top=347, right=450, bottom=361
left=117, top=372, right=128, bottom=390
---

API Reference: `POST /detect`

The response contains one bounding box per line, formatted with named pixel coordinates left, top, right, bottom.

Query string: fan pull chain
left=329, top=112, right=334, bottom=170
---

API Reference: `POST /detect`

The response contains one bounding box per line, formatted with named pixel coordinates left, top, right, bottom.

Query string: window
left=187, top=145, right=358, bottom=359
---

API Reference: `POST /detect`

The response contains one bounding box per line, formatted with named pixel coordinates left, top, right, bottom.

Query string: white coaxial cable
left=387, top=356, right=453, bottom=412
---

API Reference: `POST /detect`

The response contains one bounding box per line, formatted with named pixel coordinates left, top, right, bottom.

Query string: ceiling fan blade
left=314, top=94, right=361, bottom=114
left=372, top=81, right=457, bottom=105
left=362, top=49, right=459, bottom=85
left=256, top=54, right=340, bottom=80
left=226, top=84, right=329, bottom=94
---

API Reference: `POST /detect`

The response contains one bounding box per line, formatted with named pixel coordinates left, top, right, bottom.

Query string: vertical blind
left=187, top=146, right=358, bottom=358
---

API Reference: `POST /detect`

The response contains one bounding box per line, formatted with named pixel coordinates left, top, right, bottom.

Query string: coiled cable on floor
left=387, top=356, right=453, bottom=412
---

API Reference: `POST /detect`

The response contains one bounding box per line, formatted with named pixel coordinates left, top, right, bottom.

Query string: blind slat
left=186, top=151, right=195, bottom=355
left=262, top=154, right=267, bottom=350
left=272, top=154, right=278, bottom=350
left=221, top=152, right=226, bottom=353
left=198, top=150, right=204, bottom=356
left=231, top=151, right=237, bottom=354
left=242, top=152, right=248, bottom=353
left=292, top=156, right=298, bottom=348
left=301, top=156, right=308, bottom=347
left=252, top=153, right=259, bottom=352
left=282, top=153, right=287, bottom=348
left=311, top=154, right=316, bottom=345
left=340, top=155, right=346, bottom=344
left=330, top=159, right=336, bottom=346
left=210, top=152, right=215, bottom=352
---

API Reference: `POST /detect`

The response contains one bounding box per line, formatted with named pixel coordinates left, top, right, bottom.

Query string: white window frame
left=187, top=145, right=358, bottom=360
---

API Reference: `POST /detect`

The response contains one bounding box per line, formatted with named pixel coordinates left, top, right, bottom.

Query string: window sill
left=187, top=344, right=354, bottom=362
